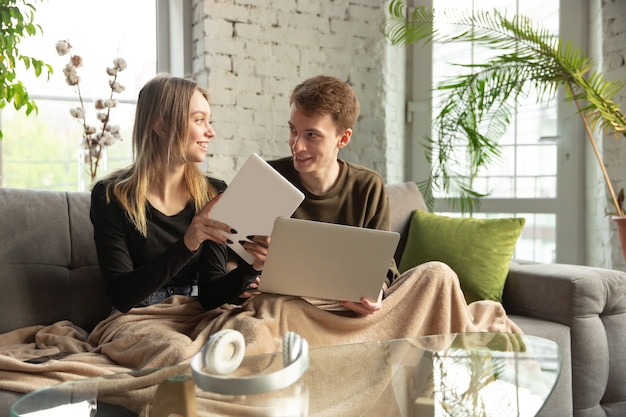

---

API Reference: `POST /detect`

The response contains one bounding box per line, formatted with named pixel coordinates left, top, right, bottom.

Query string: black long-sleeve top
left=89, top=177, right=258, bottom=313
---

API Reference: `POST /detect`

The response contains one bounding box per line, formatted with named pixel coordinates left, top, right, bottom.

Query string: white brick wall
left=586, top=0, right=609, bottom=268
left=587, top=0, right=626, bottom=270
left=190, top=0, right=403, bottom=183
left=601, top=0, right=626, bottom=269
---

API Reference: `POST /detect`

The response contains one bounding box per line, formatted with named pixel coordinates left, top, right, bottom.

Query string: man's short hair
left=290, top=75, right=360, bottom=132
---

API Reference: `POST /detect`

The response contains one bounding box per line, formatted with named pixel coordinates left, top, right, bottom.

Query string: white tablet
left=210, top=153, right=305, bottom=264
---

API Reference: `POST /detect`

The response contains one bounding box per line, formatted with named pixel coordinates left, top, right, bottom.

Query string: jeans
left=110, top=285, right=198, bottom=315
left=137, top=284, right=198, bottom=307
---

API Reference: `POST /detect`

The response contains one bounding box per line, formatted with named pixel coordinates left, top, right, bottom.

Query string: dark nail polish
left=246, top=235, right=254, bottom=240
left=231, top=228, right=238, bottom=234
left=238, top=240, right=247, bottom=245
left=226, top=239, right=233, bottom=244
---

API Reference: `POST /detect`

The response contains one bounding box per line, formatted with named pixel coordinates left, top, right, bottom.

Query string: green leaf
left=0, top=0, right=51, bottom=138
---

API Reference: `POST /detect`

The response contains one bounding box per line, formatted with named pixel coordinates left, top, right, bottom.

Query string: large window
left=417, top=0, right=584, bottom=263
left=0, top=0, right=157, bottom=191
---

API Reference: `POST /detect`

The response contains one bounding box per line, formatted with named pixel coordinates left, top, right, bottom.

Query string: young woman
left=90, top=74, right=267, bottom=313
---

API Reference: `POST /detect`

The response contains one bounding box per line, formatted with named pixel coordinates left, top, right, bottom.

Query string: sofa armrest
left=503, top=261, right=626, bottom=413
left=503, top=261, right=626, bottom=324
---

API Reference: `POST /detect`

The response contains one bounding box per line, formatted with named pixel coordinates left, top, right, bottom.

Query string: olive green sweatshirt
left=269, top=157, right=400, bottom=287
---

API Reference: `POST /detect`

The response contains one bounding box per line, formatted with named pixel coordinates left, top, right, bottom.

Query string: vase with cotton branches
left=55, top=40, right=126, bottom=191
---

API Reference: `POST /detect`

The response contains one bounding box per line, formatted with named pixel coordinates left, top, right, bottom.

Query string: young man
left=268, top=75, right=398, bottom=316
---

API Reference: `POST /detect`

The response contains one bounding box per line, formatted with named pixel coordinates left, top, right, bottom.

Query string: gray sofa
left=1, top=182, right=625, bottom=417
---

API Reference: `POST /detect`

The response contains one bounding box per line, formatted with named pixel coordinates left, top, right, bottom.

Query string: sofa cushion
left=398, top=210, right=525, bottom=303
left=385, top=182, right=428, bottom=263
left=0, top=188, right=111, bottom=333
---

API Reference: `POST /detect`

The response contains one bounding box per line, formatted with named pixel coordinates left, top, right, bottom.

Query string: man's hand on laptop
left=339, top=286, right=385, bottom=316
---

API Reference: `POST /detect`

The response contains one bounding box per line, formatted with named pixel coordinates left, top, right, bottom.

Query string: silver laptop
left=210, top=154, right=305, bottom=264
left=258, top=217, right=400, bottom=302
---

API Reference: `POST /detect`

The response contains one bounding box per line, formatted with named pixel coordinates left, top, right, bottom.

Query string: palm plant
left=381, top=0, right=626, bottom=216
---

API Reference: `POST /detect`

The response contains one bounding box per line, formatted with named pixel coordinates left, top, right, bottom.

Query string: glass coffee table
left=10, top=332, right=560, bottom=417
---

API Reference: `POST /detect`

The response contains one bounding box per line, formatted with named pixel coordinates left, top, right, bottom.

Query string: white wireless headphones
left=191, top=329, right=309, bottom=395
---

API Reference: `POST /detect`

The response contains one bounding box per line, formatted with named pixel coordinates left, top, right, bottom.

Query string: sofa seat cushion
left=398, top=210, right=525, bottom=303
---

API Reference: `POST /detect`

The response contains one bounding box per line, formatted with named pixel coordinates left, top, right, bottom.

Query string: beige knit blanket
left=0, top=261, right=522, bottom=416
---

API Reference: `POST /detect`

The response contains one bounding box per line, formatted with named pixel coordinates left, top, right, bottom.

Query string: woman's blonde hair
left=100, top=74, right=217, bottom=236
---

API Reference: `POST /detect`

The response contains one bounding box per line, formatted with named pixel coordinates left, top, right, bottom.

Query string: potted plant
left=381, top=0, right=626, bottom=258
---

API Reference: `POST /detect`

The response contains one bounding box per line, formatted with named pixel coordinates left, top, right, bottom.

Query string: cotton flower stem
left=90, top=69, right=120, bottom=180
left=91, top=142, right=101, bottom=181
left=69, top=49, right=97, bottom=181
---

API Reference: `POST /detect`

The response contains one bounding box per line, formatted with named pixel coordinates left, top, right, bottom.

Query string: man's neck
left=299, top=160, right=342, bottom=196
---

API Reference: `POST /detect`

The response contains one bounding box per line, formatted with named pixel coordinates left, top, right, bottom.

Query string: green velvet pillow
left=398, top=210, right=525, bottom=303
